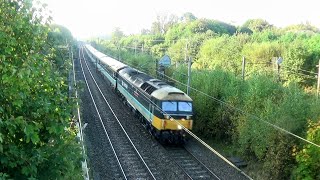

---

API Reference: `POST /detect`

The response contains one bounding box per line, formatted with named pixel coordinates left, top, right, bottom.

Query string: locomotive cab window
left=162, top=101, right=177, bottom=112
left=178, top=102, right=192, bottom=112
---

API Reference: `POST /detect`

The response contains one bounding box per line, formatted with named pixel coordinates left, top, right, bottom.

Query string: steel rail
left=79, top=46, right=127, bottom=180
left=184, top=146, right=221, bottom=180
left=81, top=47, right=156, bottom=180
left=165, top=147, right=220, bottom=180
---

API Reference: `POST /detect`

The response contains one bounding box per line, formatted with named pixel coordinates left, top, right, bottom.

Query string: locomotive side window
left=178, top=102, right=192, bottom=112
left=162, top=101, right=177, bottom=112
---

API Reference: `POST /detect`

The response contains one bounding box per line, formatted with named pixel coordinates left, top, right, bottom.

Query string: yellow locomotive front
left=150, top=87, right=193, bottom=143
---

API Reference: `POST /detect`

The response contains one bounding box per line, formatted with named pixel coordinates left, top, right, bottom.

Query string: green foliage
left=237, top=76, right=314, bottom=179
left=196, top=35, right=243, bottom=74
left=167, top=40, right=186, bottom=64
left=89, top=12, right=320, bottom=179
left=250, top=30, right=280, bottom=42
left=150, top=14, right=179, bottom=35
left=242, top=42, right=280, bottom=74
left=111, top=27, right=125, bottom=44
left=172, top=68, right=244, bottom=140
left=242, top=19, right=273, bottom=32
left=47, top=24, right=74, bottom=74
left=294, top=121, right=320, bottom=179
left=0, top=0, right=81, bottom=179
left=283, top=23, right=320, bottom=34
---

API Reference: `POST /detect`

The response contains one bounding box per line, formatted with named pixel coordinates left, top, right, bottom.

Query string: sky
left=44, top=0, right=320, bottom=39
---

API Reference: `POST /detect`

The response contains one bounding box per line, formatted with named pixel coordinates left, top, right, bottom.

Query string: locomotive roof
left=151, top=87, right=192, bottom=101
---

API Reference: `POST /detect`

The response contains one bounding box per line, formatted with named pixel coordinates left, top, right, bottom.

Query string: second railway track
left=165, top=145, right=220, bottom=180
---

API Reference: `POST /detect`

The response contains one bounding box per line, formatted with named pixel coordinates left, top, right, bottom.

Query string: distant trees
left=284, top=22, right=320, bottom=33
left=111, top=27, right=125, bottom=44
left=181, top=12, right=197, bottom=22
left=90, top=13, right=320, bottom=180
left=242, top=18, right=273, bottom=32
left=151, top=13, right=179, bottom=34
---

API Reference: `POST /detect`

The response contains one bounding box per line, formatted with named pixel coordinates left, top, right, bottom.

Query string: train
left=84, top=44, right=193, bottom=143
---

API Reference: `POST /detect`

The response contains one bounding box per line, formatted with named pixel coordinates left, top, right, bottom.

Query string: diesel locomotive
left=84, top=44, right=193, bottom=143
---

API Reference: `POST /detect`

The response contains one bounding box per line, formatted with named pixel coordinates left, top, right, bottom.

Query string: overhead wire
left=84, top=46, right=253, bottom=179
left=281, top=70, right=317, bottom=80
left=280, top=66, right=317, bottom=80
left=109, top=52, right=320, bottom=149
left=90, top=43, right=320, bottom=148
left=156, top=69, right=320, bottom=148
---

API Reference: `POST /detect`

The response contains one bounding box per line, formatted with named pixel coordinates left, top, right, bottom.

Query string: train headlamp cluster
left=164, top=115, right=191, bottom=120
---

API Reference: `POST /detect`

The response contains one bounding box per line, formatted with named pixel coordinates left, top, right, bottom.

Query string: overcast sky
left=44, top=0, right=320, bottom=39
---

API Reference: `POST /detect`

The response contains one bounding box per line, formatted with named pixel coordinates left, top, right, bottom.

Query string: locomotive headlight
left=164, top=114, right=170, bottom=119
left=177, top=125, right=183, bottom=130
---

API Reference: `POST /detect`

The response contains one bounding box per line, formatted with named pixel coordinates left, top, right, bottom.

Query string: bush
left=294, top=121, right=320, bottom=179
left=0, top=1, right=81, bottom=178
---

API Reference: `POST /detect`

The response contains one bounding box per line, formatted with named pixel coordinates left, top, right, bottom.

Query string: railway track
left=77, top=44, right=252, bottom=180
left=78, top=46, right=157, bottom=179
left=79, top=45, right=220, bottom=179
left=165, top=145, right=221, bottom=180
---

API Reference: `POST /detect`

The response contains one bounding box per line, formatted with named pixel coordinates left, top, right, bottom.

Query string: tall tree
left=151, top=13, right=179, bottom=34
left=242, top=19, right=273, bottom=32
left=284, top=22, right=320, bottom=33
left=181, top=12, right=197, bottom=22
left=111, top=27, right=125, bottom=44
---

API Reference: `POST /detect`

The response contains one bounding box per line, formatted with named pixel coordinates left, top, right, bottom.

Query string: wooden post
left=277, top=63, right=280, bottom=81
left=242, top=57, right=246, bottom=80
left=141, top=43, right=144, bottom=53
left=276, top=57, right=283, bottom=81
left=317, top=60, right=320, bottom=98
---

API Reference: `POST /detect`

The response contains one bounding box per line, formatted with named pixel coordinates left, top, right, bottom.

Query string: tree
left=47, top=24, right=74, bottom=72
left=181, top=12, right=197, bottom=22
left=0, top=0, right=81, bottom=178
left=141, top=28, right=151, bottom=35
left=284, top=22, right=320, bottom=33
left=151, top=13, right=179, bottom=35
left=243, top=19, right=273, bottom=32
left=111, top=27, right=125, bottom=44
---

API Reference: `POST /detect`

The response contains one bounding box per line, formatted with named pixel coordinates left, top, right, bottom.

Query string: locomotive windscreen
left=162, top=101, right=192, bottom=113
